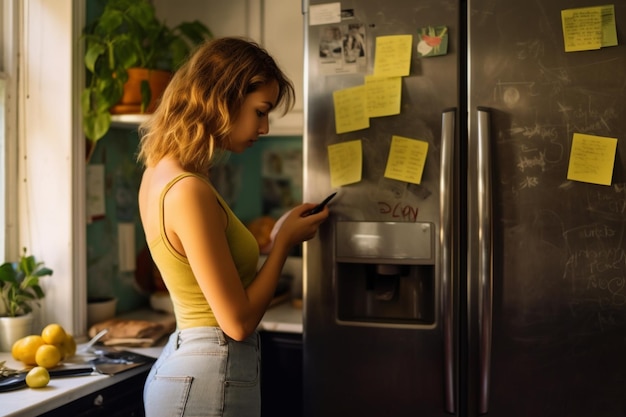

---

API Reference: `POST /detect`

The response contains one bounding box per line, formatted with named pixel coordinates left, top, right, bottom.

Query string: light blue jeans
left=143, top=327, right=261, bottom=417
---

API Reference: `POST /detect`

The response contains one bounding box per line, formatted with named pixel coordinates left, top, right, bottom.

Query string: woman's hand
left=272, top=203, right=329, bottom=250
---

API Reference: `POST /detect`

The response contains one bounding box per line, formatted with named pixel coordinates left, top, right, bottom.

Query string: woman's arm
left=166, top=176, right=327, bottom=340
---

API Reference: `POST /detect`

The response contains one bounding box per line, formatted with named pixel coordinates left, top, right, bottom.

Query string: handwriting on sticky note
left=384, top=135, right=429, bottom=184
left=600, top=5, right=618, bottom=47
left=561, top=6, right=603, bottom=52
left=328, top=140, right=362, bottom=188
left=333, top=85, right=369, bottom=134
left=567, top=133, right=617, bottom=186
left=365, top=75, right=402, bottom=118
left=373, top=35, right=413, bottom=77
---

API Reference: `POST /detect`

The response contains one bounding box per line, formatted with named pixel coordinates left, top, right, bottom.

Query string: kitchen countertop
left=0, top=301, right=302, bottom=416
left=126, top=298, right=303, bottom=334
left=0, top=346, right=157, bottom=417
left=258, top=300, right=303, bottom=334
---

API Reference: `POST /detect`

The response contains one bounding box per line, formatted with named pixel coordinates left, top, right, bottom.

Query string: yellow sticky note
left=328, top=140, right=362, bottom=188
left=373, top=35, right=413, bottom=77
left=365, top=75, right=402, bottom=118
left=567, top=133, right=617, bottom=186
left=600, top=5, right=618, bottom=47
left=384, top=135, right=429, bottom=184
left=561, top=7, right=602, bottom=52
left=333, top=85, right=370, bottom=134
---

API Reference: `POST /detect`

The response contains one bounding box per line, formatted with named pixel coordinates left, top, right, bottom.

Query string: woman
left=137, top=37, right=328, bottom=417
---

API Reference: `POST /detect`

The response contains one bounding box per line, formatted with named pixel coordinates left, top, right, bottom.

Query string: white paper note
left=309, top=2, right=341, bottom=26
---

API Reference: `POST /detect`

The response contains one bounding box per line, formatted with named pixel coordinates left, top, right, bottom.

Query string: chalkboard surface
left=468, top=1, right=626, bottom=415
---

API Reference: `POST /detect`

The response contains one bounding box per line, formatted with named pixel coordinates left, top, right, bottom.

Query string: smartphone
left=303, top=192, right=337, bottom=216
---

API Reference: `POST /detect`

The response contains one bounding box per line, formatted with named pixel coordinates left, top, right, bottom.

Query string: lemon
left=14, top=335, right=45, bottom=366
left=53, top=343, right=66, bottom=361
left=35, top=344, right=62, bottom=369
left=54, top=333, right=76, bottom=361
left=41, top=323, right=67, bottom=345
left=25, top=366, right=50, bottom=388
left=62, top=333, right=77, bottom=358
left=11, top=337, right=25, bottom=361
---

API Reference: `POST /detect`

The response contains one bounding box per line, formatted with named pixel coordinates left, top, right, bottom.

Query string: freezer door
left=303, top=0, right=461, bottom=416
left=468, top=1, right=626, bottom=416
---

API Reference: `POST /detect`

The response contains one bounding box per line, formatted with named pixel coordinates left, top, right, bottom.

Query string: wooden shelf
left=110, top=114, right=150, bottom=128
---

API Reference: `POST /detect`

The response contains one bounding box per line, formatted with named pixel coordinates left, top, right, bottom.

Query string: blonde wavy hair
left=136, top=37, right=295, bottom=173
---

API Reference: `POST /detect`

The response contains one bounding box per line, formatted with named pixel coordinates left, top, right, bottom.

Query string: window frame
left=1, top=0, right=19, bottom=261
left=4, top=0, right=87, bottom=336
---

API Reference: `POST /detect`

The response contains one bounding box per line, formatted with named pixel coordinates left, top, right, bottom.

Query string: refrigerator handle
left=477, top=107, right=493, bottom=414
left=440, top=108, right=456, bottom=414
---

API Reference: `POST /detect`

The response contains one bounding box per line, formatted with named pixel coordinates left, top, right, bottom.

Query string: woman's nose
left=259, top=116, right=270, bottom=135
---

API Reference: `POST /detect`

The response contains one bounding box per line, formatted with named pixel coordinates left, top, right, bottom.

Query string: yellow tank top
left=148, top=173, right=259, bottom=329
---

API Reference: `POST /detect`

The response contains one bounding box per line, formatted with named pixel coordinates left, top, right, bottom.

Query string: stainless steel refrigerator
left=302, top=0, right=626, bottom=416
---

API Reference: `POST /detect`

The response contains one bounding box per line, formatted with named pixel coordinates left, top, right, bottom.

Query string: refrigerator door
left=468, top=1, right=626, bottom=415
left=303, top=1, right=460, bottom=416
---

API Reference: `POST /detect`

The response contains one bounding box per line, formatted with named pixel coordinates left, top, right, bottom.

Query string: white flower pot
left=87, top=297, right=117, bottom=328
left=0, top=313, right=33, bottom=352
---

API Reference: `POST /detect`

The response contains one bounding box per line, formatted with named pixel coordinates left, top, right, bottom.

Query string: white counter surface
left=0, top=346, right=157, bottom=417
left=124, top=300, right=303, bottom=334
left=258, top=301, right=303, bottom=334
left=0, top=302, right=302, bottom=416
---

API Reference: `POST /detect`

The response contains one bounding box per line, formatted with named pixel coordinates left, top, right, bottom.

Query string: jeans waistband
left=174, top=326, right=258, bottom=348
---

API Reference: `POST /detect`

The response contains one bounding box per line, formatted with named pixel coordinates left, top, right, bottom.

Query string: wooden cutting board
left=88, top=316, right=176, bottom=347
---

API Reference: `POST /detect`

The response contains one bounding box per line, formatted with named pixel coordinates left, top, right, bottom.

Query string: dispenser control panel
left=335, top=221, right=433, bottom=264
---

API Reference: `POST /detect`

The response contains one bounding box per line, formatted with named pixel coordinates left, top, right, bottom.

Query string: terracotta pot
left=110, top=68, right=172, bottom=114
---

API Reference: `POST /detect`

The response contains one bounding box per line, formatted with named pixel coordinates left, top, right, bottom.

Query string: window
left=0, top=0, right=18, bottom=259
left=0, top=78, right=6, bottom=258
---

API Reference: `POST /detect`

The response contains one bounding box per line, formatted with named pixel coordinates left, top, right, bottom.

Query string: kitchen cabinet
left=40, top=369, right=149, bottom=417
left=261, top=0, right=305, bottom=135
left=260, top=330, right=303, bottom=417
left=151, top=0, right=304, bottom=135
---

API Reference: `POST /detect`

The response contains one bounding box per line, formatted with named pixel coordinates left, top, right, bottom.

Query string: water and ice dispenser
left=334, top=221, right=436, bottom=327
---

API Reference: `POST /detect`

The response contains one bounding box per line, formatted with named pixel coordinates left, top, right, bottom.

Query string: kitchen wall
left=86, top=128, right=143, bottom=310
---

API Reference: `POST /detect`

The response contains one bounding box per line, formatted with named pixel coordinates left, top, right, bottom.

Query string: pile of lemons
left=11, top=323, right=77, bottom=388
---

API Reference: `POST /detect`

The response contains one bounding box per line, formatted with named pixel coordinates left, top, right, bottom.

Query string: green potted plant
left=81, top=0, right=213, bottom=154
left=0, top=249, right=53, bottom=351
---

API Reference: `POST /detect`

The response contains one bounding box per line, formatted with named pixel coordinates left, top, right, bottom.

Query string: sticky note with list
left=365, top=75, right=402, bottom=118
left=328, top=140, right=362, bottom=188
left=384, top=135, right=429, bottom=185
left=567, top=133, right=617, bottom=186
left=373, top=35, right=413, bottom=77
left=561, top=5, right=618, bottom=52
left=333, top=85, right=369, bottom=134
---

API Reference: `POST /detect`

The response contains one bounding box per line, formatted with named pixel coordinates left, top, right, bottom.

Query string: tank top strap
left=158, top=172, right=210, bottom=240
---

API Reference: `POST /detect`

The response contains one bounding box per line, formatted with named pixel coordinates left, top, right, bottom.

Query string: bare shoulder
left=161, top=172, right=223, bottom=225
left=142, top=158, right=210, bottom=201
left=164, top=173, right=214, bottom=205
left=140, top=162, right=222, bottom=247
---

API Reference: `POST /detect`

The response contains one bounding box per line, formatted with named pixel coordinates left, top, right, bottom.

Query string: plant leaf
left=0, top=263, right=18, bottom=284
left=84, top=41, right=106, bottom=74
left=84, top=111, right=112, bottom=142
left=140, top=79, right=151, bottom=112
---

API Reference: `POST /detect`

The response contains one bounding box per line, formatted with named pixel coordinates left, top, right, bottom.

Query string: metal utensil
left=76, top=328, right=109, bottom=354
